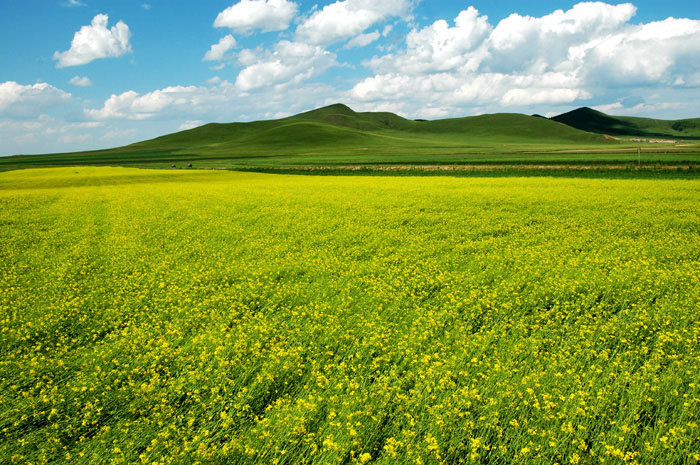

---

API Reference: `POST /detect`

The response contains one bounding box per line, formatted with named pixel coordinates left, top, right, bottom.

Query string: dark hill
left=552, top=107, right=700, bottom=139
left=415, top=113, right=605, bottom=143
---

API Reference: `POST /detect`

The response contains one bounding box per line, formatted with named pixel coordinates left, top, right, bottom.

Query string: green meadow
left=1, top=167, right=699, bottom=464
left=2, top=105, right=699, bottom=172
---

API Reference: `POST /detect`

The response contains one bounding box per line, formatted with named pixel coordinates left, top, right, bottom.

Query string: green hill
left=552, top=107, right=700, bottom=139
left=5, top=103, right=700, bottom=172
left=126, top=103, right=609, bottom=156
left=414, top=113, right=604, bottom=143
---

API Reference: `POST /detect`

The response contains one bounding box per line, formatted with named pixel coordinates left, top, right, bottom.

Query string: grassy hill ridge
left=2, top=103, right=699, bottom=172
left=551, top=107, right=700, bottom=139
left=127, top=103, right=609, bottom=156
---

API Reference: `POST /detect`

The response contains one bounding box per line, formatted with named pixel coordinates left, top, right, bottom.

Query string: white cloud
left=69, top=76, right=92, bottom=87
left=344, top=31, right=380, bottom=49
left=0, top=81, right=72, bottom=118
left=82, top=77, right=342, bottom=125
left=85, top=82, right=233, bottom=121
left=348, top=2, right=700, bottom=115
left=235, top=41, right=336, bottom=92
left=296, top=0, right=412, bottom=45
left=347, top=69, right=590, bottom=115
left=179, top=120, right=206, bottom=131
left=350, top=72, right=498, bottom=105
left=573, top=17, right=700, bottom=86
left=0, top=116, right=109, bottom=155
left=100, top=128, right=138, bottom=141
left=64, top=0, right=86, bottom=7
left=58, top=133, right=91, bottom=144
left=86, top=85, right=206, bottom=120
left=53, top=14, right=132, bottom=68
left=1, top=79, right=346, bottom=155
left=72, top=121, right=104, bottom=129
left=204, top=35, right=237, bottom=61
left=214, top=0, right=298, bottom=33
left=487, top=2, right=636, bottom=73
left=417, top=107, right=450, bottom=119
left=589, top=99, right=697, bottom=118
left=366, top=7, right=491, bottom=74
left=141, top=3, right=151, bottom=10
left=8, top=2, right=700, bottom=157
left=592, top=102, right=624, bottom=113
left=500, top=88, right=591, bottom=106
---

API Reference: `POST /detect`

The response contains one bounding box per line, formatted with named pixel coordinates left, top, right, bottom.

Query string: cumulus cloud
left=0, top=81, right=72, bottom=118
left=348, top=2, right=700, bottom=115
left=487, top=2, right=636, bottom=73
left=572, top=17, right=700, bottom=86
left=85, top=85, right=207, bottom=120
left=235, top=41, right=337, bottom=92
left=344, top=31, right=380, bottom=49
left=82, top=76, right=344, bottom=126
left=53, top=14, right=132, bottom=68
left=10, top=2, right=700, bottom=156
left=204, top=35, right=237, bottom=61
left=69, top=76, right=92, bottom=87
left=501, top=88, right=591, bottom=106
left=366, top=7, right=491, bottom=75
left=85, top=80, right=301, bottom=121
left=350, top=72, right=499, bottom=105
left=296, top=0, right=412, bottom=45
left=214, top=0, right=298, bottom=33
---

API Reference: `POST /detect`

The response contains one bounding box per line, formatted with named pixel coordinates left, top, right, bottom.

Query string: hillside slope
left=552, top=107, right=700, bottom=139
left=126, top=103, right=610, bottom=157
left=16, top=103, right=697, bottom=171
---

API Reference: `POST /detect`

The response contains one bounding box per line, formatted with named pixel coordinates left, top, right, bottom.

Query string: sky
left=1, top=0, right=699, bottom=156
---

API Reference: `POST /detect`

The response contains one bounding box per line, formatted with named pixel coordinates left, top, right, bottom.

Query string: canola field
left=1, top=167, right=699, bottom=465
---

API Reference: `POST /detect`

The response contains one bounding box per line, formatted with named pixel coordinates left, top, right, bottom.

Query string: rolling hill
left=2, top=103, right=699, bottom=172
left=125, top=103, right=609, bottom=156
left=551, top=107, right=700, bottom=139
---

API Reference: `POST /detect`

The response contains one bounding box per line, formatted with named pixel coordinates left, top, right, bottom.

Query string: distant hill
left=8, top=103, right=669, bottom=171
left=126, top=103, right=608, bottom=157
left=552, top=107, right=700, bottom=140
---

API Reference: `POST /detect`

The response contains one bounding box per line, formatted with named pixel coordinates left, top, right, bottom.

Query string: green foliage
left=2, top=167, right=699, bottom=464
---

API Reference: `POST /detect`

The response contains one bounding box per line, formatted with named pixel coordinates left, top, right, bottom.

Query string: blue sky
left=1, top=0, right=699, bottom=155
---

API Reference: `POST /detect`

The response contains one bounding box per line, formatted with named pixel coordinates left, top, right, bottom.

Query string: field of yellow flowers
left=1, top=167, right=699, bottom=465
